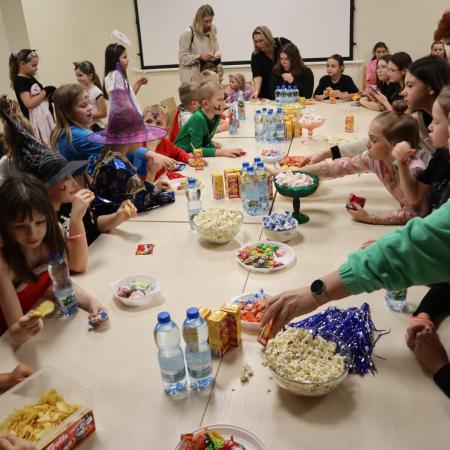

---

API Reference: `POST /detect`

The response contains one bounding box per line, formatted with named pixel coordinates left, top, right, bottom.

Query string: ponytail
left=8, top=49, right=38, bottom=87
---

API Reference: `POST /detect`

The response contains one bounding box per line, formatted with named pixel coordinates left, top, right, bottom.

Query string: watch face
left=311, top=279, right=324, bottom=296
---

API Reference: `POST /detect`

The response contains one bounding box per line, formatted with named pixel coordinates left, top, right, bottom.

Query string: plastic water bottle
left=48, top=252, right=78, bottom=318
left=242, top=166, right=260, bottom=215
left=292, top=85, right=299, bottom=101
left=228, top=106, right=238, bottom=135
left=256, top=162, right=269, bottom=214
left=385, top=289, right=407, bottom=312
left=279, top=87, right=286, bottom=104
left=275, top=86, right=281, bottom=103
left=275, top=108, right=285, bottom=142
left=154, top=312, right=187, bottom=397
left=237, top=91, right=246, bottom=120
left=186, top=177, right=202, bottom=230
left=264, top=110, right=275, bottom=143
left=254, top=110, right=264, bottom=142
left=182, top=307, right=213, bottom=391
left=286, top=86, right=293, bottom=104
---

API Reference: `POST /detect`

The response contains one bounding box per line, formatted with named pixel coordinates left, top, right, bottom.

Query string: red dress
left=0, top=265, right=51, bottom=335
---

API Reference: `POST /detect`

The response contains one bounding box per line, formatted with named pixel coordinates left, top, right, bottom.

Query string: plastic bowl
left=263, top=221, right=298, bottom=243
left=267, top=332, right=351, bottom=397
left=193, top=209, right=243, bottom=243
left=110, top=275, right=159, bottom=308
left=260, top=149, right=286, bottom=164
left=231, top=292, right=271, bottom=331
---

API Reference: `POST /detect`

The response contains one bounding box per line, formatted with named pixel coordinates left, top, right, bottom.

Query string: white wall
left=1, top=0, right=449, bottom=109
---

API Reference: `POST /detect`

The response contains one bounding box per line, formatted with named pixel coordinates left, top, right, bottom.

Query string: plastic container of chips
left=0, top=366, right=95, bottom=450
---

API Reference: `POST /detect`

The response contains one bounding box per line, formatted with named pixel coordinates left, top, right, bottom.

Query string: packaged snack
left=212, top=173, right=225, bottom=200
left=257, top=318, right=274, bottom=347
left=284, top=120, right=293, bottom=140
left=346, top=193, right=366, bottom=210
left=294, top=120, right=302, bottom=137
left=207, top=310, right=230, bottom=358
left=226, top=172, right=240, bottom=199
left=199, top=307, right=212, bottom=321
left=135, top=243, right=155, bottom=255
left=345, top=113, right=355, bottom=133
left=220, top=303, right=242, bottom=347
left=329, top=89, right=336, bottom=104
left=267, top=174, right=274, bottom=201
left=193, top=148, right=204, bottom=171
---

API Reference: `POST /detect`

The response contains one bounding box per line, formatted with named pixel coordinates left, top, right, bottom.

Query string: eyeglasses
left=387, top=68, right=400, bottom=73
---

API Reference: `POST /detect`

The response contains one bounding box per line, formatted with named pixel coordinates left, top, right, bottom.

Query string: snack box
left=0, top=367, right=94, bottom=450
left=206, top=310, right=230, bottom=358
left=199, top=307, right=212, bottom=321
left=219, top=303, right=242, bottom=347
left=225, top=172, right=240, bottom=199
left=211, top=173, right=225, bottom=200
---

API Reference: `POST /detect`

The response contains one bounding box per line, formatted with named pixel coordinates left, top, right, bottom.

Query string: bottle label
left=58, top=293, right=77, bottom=308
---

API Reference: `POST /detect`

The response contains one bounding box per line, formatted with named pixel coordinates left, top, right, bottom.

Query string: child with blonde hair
left=225, top=73, right=253, bottom=103
left=175, top=81, right=245, bottom=157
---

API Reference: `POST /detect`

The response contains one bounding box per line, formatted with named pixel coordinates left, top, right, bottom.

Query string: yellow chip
left=32, top=301, right=55, bottom=318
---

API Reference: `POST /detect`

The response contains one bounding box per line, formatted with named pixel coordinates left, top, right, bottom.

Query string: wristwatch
left=310, top=279, right=330, bottom=305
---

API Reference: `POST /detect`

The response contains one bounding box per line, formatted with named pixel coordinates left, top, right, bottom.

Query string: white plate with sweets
left=175, top=424, right=267, bottom=450
left=169, top=177, right=203, bottom=193
left=236, top=241, right=296, bottom=273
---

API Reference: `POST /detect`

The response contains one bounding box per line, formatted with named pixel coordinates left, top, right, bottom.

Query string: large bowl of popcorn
left=265, top=327, right=351, bottom=396
left=193, top=208, right=243, bottom=243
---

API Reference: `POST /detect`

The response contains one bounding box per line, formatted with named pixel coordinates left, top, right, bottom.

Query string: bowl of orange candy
left=232, top=289, right=271, bottom=331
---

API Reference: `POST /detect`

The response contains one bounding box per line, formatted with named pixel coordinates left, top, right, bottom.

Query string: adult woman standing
left=250, top=26, right=290, bottom=100
left=178, top=4, right=221, bottom=83
left=269, top=43, right=314, bottom=99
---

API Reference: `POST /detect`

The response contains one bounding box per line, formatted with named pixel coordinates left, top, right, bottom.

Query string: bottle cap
left=253, top=157, right=262, bottom=163
left=242, top=161, right=250, bottom=168
left=157, top=311, right=171, bottom=324
left=255, top=109, right=261, bottom=114
left=247, top=166, right=255, bottom=174
left=187, top=177, right=196, bottom=188
left=49, top=251, right=61, bottom=262
left=257, top=162, right=265, bottom=168
left=186, top=307, right=199, bottom=319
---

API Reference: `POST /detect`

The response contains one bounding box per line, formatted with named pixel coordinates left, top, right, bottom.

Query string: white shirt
left=88, top=85, right=105, bottom=128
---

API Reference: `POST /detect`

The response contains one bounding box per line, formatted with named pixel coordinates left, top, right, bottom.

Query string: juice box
left=345, top=113, right=355, bottom=133
left=199, top=307, right=212, bottom=321
left=220, top=303, right=242, bottom=347
left=225, top=172, right=240, bottom=199
left=267, top=174, right=274, bottom=200
left=284, top=120, right=293, bottom=140
left=193, top=148, right=204, bottom=170
left=207, top=310, right=230, bottom=358
left=223, top=168, right=239, bottom=195
left=294, top=120, right=302, bottom=137
left=211, top=173, right=225, bottom=200
left=329, top=90, right=336, bottom=104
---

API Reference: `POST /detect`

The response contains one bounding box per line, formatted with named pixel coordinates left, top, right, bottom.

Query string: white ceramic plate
left=175, top=424, right=267, bottom=450
left=110, top=275, right=159, bottom=308
left=169, top=178, right=203, bottom=193
left=236, top=241, right=295, bottom=273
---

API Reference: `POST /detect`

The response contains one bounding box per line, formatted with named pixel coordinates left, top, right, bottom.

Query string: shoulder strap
left=190, top=26, right=194, bottom=51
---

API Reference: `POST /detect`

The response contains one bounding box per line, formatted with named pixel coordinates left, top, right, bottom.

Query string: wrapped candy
left=116, top=280, right=152, bottom=299
left=275, top=172, right=314, bottom=188
left=263, top=211, right=298, bottom=231
left=289, top=303, right=388, bottom=375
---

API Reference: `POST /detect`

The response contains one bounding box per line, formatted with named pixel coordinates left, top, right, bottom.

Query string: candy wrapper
left=88, top=309, right=109, bottom=329
left=346, top=193, right=366, bottom=210
left=289, top=303, right=388, bottom=375
left=263, top=211, right=297, bottom=231
left=135, top=243, right=155, bottom=255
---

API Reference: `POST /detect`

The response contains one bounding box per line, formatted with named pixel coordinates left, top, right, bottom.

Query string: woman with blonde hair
left=178, top=4, right=221, bottom=82
left=251, top=26, right=290, bottom=99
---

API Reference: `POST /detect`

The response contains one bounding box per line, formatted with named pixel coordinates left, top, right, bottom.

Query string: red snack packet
left=346, top=193, right=366, bottom=210
left=135, top=243, right=155, bottom=255
left=257, top=318, right=274, bottom=347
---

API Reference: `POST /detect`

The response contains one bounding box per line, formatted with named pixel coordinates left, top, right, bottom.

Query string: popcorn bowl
left=266, top=330, right=351, bottom=397
left=193, top=208, right=243, bottom=243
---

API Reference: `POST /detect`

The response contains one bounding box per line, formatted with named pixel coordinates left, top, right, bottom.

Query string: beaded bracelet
left=68, top=231, right=86, bottom=241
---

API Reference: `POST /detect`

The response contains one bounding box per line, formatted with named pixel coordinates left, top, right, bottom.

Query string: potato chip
left=0, top=389, right=79, bottom=443
left=31, top=300, right=55, bottom=318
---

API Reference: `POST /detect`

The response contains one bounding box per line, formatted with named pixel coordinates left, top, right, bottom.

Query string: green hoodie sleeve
left=339, top=199, right=450, bottom=295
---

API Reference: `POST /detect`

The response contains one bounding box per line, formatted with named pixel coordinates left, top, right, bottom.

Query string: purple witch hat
left=0, top=105, right=86, bottom=187
left=87, top=65, right=166, bottom=144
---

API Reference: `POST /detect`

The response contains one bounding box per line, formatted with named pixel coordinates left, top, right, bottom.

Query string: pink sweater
left=308, top=153, right=429, bottom=224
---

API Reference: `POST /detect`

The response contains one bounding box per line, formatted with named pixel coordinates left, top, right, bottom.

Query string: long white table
left=1, top=101, right=449, bottom=450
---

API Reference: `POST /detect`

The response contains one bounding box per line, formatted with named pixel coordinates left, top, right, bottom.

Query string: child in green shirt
left=175, top=81, right=245, bottom=157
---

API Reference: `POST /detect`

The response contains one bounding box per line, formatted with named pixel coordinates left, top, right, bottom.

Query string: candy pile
left=279, top=155, right=307, bottom=171
left=275, top=172, right=314, bottom=188
left=263, top=211, right=298, bottom=231
left=234, top=289, right=268, bottom=323
left=299, top=111, right=325, bottom=128
left=237, top=243, right=285, bottom=269
left=290, top=303, right=388, bottom=375
left=261, top=149, right=285, bottom=158
left=117, top=280, right=153, bottom=299
left=177, top=428, right=246, bottom=449
left=193, top=208, right=242, bottom=242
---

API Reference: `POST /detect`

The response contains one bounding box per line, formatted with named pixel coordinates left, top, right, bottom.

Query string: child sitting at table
left=269, top=102, right=429, bottom=225
left=314, top=54, right=359, bottom=101
left=225, top=73, right=254, bottom=103
left=89, top=67, right=175, bottom=215
left=170, top=82, right=200, bottom=142
left=0, top=173, right=108, bottom=343
left=174, top=81, right=245, bottom=158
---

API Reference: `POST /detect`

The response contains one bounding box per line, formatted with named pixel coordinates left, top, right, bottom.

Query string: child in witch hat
left=88, top=65, right=175, bottom=215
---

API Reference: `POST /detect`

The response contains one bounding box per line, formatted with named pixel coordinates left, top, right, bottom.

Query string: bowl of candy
left=232, top=289, right=271, bottom=331
left=260, top=148, right=286, bottom=164
left=193, top=208, right=243, bottom=243
left=110, top=275, right=159, bottom=308
left=263, top=211, right=298, bottom=242
left=299, top=110, right=326, bottom=137
left=273, top=171, right=319, bottom=224
left=265, top=328, right=351, bottom=397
